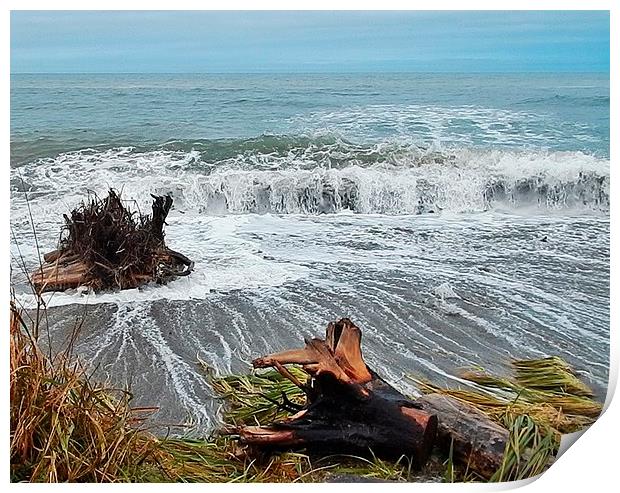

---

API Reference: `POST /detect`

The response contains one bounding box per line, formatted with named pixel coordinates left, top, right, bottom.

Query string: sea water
left=10, top=73, right=610, bottom=431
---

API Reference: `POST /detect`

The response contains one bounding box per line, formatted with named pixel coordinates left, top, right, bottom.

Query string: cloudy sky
left=11, top=10, right=610, bottom=73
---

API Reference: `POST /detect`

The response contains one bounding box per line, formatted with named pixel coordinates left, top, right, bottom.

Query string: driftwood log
left=414, top=394, right=509, bottom=479
left=237, top=318, right=438, bottom=467
left=31, top=190, right=193, bottom=293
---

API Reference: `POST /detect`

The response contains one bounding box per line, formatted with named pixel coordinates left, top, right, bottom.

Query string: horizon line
left=11, top=70, right=611, bottom=75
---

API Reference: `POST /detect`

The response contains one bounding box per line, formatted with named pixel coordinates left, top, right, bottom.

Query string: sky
left=10, top=10, right=610, bottom=73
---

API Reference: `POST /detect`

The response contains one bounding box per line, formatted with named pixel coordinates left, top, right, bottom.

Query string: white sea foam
left=9, top=143, right=609, bottom=308
left=433, top=282, right=460, bottom=300
left=11, top=146, right=610, bottom=220
left=288, top=104, right=607, bottom=148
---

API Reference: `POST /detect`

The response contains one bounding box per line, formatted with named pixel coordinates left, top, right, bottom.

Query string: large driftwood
left=237, top=318, right=438, bottom=466
left=30, top=190, right=193, bottom=293
left=31, top=248, right=192, bottom=293
left=414, top=393, right=509, bottom=479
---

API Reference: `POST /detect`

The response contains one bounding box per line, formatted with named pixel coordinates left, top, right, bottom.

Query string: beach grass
left=202, top=360, right=308, bottom=426
left=10, top=302, right=157, bottom=482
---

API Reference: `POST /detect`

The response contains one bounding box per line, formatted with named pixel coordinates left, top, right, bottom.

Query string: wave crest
left=12, top=144, right=609, bottom=216
left=176, top=149, right=609, bottom=214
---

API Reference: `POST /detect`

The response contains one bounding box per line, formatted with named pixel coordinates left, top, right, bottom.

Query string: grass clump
left=490, top=415, right=559, bottom=482
left=204, top=363, right=307, bottom=426
left=415, top=357, right=601, bottom=434
left=10, top=302, right=157, bottom=482
left=512, top=357, right=594, bottom=398
left=138, top=437, right=317, bottom=483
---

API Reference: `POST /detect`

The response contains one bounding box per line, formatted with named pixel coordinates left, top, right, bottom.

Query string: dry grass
left=10, top=302, right=156, bottom=482
left=512, top=357, right=594, bottom=397
left=9, top=300, right=315, bottom=483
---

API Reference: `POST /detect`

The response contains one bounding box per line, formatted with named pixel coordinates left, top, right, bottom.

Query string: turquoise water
left=10, top=73, right=610, bottom=431
left=11, top=73, right=609, bottom=165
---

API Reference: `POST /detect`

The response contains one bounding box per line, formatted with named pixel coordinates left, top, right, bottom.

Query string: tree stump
left=30, top=190, right=193, bottom=293
left=237, top=318, right=438, bottom=467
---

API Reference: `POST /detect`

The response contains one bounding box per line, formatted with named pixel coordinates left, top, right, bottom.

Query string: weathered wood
left=30, top=191, right=193, bottom=293
left=414, top=393, right=509, bottom=479
left=42, top=249, right=62, bottom=263
left=149, top=193, right=173, bottom=242
left=237, top=318, right=438, bottom=467
left=31, top=246, right=194, bottom=293
left=30, top=258, right=90, bottom=292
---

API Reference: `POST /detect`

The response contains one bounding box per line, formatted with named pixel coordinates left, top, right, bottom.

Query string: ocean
left=10, top=73, right=610, bottom=432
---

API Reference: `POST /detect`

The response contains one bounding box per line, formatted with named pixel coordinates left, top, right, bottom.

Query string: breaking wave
left=11, top=138, right=609, bottom=216
left=179, top=157, right=608, bottom=215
